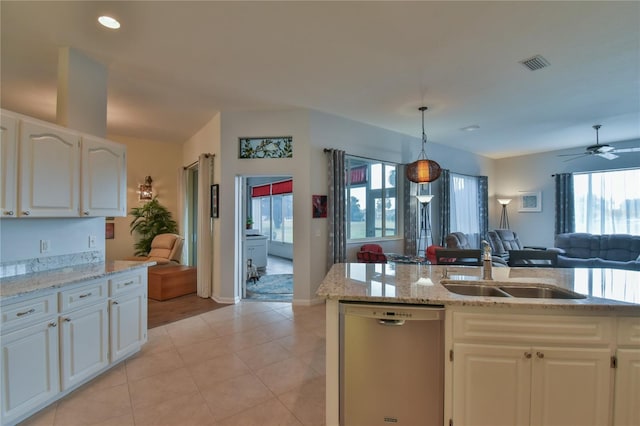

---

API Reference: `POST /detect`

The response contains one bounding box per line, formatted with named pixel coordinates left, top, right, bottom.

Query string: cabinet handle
left=536, top=351, right=544, bottom=359
left=48, top=322, right=57, bottom=328
left=78, top=292, right=92, bottom=299
left=4, top=211, right=14, bottom=216
left=84, top=211, right=90, bottom=215
left=16, top=308, right=36, bottom=317
left=22, top=211, right=30, bottom=216
left=112, top=301, right=119, bottom=305
left=524, top=352, right=532, bottom=359
left=123, top=281, right=135, bottom=286
left=64, top=317, right=71, bottom=322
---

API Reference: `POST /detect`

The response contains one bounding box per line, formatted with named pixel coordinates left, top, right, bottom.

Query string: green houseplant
left=129, top=197, right=178, bottom=256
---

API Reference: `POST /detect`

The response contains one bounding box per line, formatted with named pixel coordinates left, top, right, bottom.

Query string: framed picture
left=518, top=191, right=541, bottom=212
left=105, top=222, right=114, bottom=239
left=239, top=136, right=293, bottom=159
left=211, top=184, right=219, bottom=218
left=312, top=195, right=327, bottom=218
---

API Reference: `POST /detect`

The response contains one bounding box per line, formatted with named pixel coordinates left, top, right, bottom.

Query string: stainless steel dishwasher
left=339, top=302, right=444, bottom=426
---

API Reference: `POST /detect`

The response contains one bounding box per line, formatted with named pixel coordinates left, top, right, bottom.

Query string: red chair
left=356, top=244, right=387, bottom=263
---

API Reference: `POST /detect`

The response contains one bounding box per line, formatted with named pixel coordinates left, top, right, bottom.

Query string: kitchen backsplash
left=0, top=250, right=104, bottom=279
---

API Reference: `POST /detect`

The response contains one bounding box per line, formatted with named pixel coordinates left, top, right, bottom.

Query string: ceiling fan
left=559, top=125, right=640, bottom=161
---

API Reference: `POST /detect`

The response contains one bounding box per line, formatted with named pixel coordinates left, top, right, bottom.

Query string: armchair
left=356, top=244, right=387, bottom=263
left=445, top=232, right=507, bottom=266
left=127, top=233, right=184, bottom=265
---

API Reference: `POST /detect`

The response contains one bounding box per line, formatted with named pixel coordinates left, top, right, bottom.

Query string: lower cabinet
left=0, top=267, right=148, bottom=426
left=0, top=319, right=59, bottom=424
left=59, top=301, right=109, bottom=390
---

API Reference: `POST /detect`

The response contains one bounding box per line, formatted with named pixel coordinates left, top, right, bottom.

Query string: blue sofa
left=551, top=233, right=640, bottom=271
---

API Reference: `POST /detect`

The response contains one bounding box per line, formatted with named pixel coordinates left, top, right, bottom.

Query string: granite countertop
left=317, top=263, right=640, bottom=313
left=0, top=260, right=156, bottom=302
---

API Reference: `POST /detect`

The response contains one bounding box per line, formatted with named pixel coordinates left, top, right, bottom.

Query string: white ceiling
left=1, top=1, right=639, bottom=159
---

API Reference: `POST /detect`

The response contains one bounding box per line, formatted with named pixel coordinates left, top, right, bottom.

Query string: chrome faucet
left=481, top=240, right=493, bottom=280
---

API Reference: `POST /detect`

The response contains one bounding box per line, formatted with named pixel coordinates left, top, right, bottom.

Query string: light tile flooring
left=20, top=301, right=326, bottom=426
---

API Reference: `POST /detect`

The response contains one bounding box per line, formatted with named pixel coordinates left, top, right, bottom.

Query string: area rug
left=246, top=273, right=293, bottom=301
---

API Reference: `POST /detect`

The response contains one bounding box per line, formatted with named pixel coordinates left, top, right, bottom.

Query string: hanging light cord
left=419, top=106, right=428, bottom=160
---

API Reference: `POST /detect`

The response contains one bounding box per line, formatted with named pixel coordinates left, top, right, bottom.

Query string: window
left=251, top=180, right=293, bottom=243
left=346, top=157, right=398, bottom=240
left=450, top=173, right=480, bottom=247
left=573, top=168, right=640, bottom=235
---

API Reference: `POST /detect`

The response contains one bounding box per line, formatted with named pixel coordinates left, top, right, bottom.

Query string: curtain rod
left=183, top=153, right=214, bottom=170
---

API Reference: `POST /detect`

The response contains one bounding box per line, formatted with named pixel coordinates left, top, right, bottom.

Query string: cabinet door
left=452, top=343, right=531, bottom=426
left=530, top=346, right=611, bottom=426
left=110, top=291, right=147, bottom=362
left=19, top=120, right=80, bottom=217
left=613, top=349, right=640, bottom=426
left=59, top=302, right=109, bottom=390
left=0, top=112, right=18, bottom=218
left=0, top=319, right=59, bottom=424
left=81, top=135, right=126, bottom=217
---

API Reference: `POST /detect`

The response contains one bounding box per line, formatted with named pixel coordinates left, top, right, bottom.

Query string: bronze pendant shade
left=406, top=107, right=441, bottom=183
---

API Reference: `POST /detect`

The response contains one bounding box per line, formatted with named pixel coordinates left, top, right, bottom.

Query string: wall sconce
left=139, top=176, right=153, bottom=201
left=497, top=198, right=511, bottom=229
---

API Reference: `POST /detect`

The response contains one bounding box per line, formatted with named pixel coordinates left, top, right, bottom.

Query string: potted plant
left=246, top=217, right=254, bottom=229
left=129, top=197, right=178, bottom=256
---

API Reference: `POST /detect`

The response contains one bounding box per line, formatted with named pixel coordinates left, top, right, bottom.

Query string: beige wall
left=105, top=135, right=183, bottom=261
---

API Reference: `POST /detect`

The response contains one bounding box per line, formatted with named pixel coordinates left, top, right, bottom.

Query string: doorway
left=242, top=176, right=294, bottom=302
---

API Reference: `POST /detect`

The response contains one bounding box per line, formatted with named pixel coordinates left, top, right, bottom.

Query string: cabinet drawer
left=1, top=293, right=57, bottom=332
left=109, top=272, right=143, bottom=296
left=59, top=280, right=107, bottom=313
left=453, top=312, right=614, bottom=345
left=617, top=317, right=640, bottom=346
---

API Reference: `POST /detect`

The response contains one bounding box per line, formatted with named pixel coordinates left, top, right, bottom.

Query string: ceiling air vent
left=519, top=55, right=550, bottom=71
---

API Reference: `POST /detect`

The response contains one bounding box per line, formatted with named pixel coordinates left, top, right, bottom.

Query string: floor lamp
left=497, top=198, right=511, bottom=229
left=416, top=194, right=434, bottom=255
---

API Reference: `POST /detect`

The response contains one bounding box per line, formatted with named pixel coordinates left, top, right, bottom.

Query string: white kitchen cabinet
left=613, top=349, right=640, bottom=426
left=59, top=299, right=109, bottom=391
left=109, top=271, right=147, bottom=363
left=0, top=112, right=18, bottom=218
left=19, top=119, right=80, bottom=217
left=450, top=310, right=613, bottom=426
left=80, top=135, right=126, bottom=217
left=245, top=235, right=268, bottom=269
left=0, top=318, right=59, bottom=425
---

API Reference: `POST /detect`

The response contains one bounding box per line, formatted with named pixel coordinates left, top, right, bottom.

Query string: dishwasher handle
left=378, top=319, right=406, bottom=326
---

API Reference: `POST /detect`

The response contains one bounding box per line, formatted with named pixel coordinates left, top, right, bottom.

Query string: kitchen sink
left=441, top=280, right=586, bottom=299
left=442, top=283, right=509, bottom=297
left=498, top=285, right=586, bottom=299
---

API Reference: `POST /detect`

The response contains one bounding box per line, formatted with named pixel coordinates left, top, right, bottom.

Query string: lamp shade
left=406, top=159, right=442, bottom=183
left=416, top=194, right=434, bottom=204
left=497, top=198, right=512, bottom=205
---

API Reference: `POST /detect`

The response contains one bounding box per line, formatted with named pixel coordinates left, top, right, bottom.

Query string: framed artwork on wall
left=239, top=137, right=293, bottom=159
left=518, top=191, right=541, bottom=212
left=312, top=195, right=327, bottom=218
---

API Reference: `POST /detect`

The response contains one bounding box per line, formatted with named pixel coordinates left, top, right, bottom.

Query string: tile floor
left=20, top=301, right=326, bottom=426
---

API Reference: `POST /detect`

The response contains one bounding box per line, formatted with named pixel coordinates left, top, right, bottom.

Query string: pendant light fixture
left=406, top=106, right=442, bottom=183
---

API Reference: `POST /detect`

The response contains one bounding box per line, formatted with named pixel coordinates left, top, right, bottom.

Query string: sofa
left=445, top=232, right=507, bottom=266
left=551, top=233, right=640, bottom=271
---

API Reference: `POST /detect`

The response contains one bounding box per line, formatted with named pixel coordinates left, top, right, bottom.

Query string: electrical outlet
left=89, top=235, right=97, bottom=248
left=40, top=240, right=50, bottom=253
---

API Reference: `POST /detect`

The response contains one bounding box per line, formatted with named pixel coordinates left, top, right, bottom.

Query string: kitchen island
left=317, top=263, right=640, bottom=426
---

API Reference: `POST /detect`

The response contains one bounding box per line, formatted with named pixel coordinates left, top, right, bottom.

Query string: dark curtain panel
left=555, top=173, right=575, bottom=235
left=326, top=149, right=347, bottom=270
left=403, top=174, right=418, bottom=255
left=439, top=169, right=451, bottom=246
left=478, top=176, right=489, bottom=241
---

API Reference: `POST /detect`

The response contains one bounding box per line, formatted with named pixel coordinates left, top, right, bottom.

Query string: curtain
left=555, top=173, right=575, bottom=235
left=178, top=167, right=189, bottom=265
left=196, top=153, right=214, bottom=298
left=439, top=169, right=451, bottom=246
left=327, top=149, right=346, bottom=270
left=478, top=176, right=489, bottom=243
left=403, top=175, right=418, bottom=255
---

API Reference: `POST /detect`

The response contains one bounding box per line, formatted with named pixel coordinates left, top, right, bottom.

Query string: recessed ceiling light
left=98, top=16, right=120, bottom=30
left=460, top=125, right=480, bottom=132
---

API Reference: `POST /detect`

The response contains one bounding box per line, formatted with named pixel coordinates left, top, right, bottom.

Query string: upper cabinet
left=0, top=112, right=18, bottom=217
left=0, top=109, right=127, bottom=218
left=20, top=119, right=81, bottom=217
left=81, top=136, right=126, bottom=217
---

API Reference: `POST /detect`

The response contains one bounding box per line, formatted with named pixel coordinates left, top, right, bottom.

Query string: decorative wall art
left=239, top=137, right=293, bottom=159
left=312, top=195, right=327, bottom=218
left=105, top=222, right=115, bottom=239
left=211, top=184, right=219, bottom=218
left=518, top=191, right=542, bottom=212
